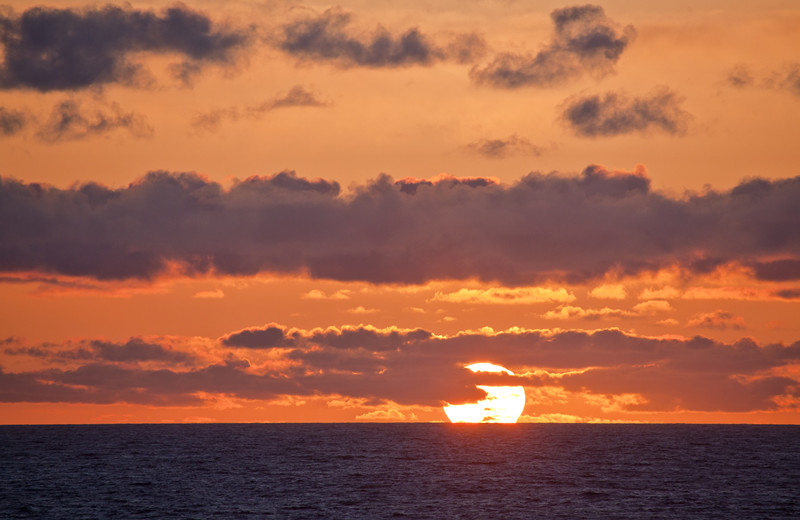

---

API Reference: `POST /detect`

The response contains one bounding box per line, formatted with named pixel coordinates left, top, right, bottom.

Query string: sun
left=443, top=362, right=526, bottom=423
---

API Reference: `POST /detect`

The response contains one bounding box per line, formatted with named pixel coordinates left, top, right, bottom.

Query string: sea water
left=1, top=424, right=798, bottom=519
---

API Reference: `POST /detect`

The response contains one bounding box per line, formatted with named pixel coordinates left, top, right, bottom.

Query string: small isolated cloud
left=465, top=134, right=543, bottom=159
left=36, top=99, right=153, bottom=142
left=277, top=7, right=484, bottom=68
left=0, top=107, right=27, bottom=136
left=688, top=310, right=746, bottom=330
left=0, top=4, right=252, bottom=91
left=303, top=289, right=351, bottom=300
left=727, top=63, right=800, bottom=98
left=470, top=4, right=635, bottom=88
left=432, top=287, right=575, bottom=304
left=727, top=64, right=755, bottom=88
left=561, top=87, right=690, bottom=137
left=348, top=306, right=378, bottom=314
left=193, top=289, right=224, bottom=299
left=192, top=85, right=327, bottom=131
left=268, top=85, right=328, bottom=109
left=590, top=284, right=626, bottom=299
left=632, top=300, right=673, bottom=314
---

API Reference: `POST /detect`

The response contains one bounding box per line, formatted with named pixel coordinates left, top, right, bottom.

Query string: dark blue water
left=1, top=424, right=798, bottom=519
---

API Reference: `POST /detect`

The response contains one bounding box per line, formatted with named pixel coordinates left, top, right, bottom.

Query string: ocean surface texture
left=1, top=424, right=798, bottom=519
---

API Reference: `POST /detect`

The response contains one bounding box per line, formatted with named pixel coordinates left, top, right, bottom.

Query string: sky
left=1, top=0, right=799, bottom=424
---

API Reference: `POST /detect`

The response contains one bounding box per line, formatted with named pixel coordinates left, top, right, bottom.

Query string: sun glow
left=443, top=363, right=526, bottom=423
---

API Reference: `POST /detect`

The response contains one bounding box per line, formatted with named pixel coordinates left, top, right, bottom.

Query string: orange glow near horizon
left=443, top=363, right=526, bottom=423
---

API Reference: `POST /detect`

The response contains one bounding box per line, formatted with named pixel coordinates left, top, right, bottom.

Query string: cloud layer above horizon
left=2, top=167, right=799, bottom=285
left=3, top=325, right=798, bottom=415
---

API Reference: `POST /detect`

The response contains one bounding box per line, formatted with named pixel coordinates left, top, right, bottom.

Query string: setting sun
left=443, top=363, right=526, bottom=423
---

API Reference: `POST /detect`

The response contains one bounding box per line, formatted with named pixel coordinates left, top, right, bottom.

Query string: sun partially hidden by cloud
left=443, top=363, right=525, bottom=423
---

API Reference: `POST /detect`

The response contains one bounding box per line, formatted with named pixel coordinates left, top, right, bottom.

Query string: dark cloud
left=35, top=99, right=153, bottom=142
left=0, top=106, right=27, bottom=136
left=2, top=327, right=798, bottom=413
left=1, top=167, right=799, bottom=285
left=561, top=87, right=690, bottom=137
left=278, top=7, right=485, bottom=67
left=774, top=288, right=800, bottom=300
left=749, top=259, right=800, bottom=281
left=0, top=4, right=251, bottom=91
left=5, top=337, right=197, bottom=365
left=192, top=85, right=328, bottom=131
left=470, top=4, right=635, bottom=88
left=223, top=324, right=432, bottom=352
left=89, top=338, right=196, bottom=364
left=223, top=325, right=295, bottom=349
left=466, top=134, right=543, bottom=158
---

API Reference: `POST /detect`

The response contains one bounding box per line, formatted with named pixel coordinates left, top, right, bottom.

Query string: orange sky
left=1, top=0, right=799, bottom=424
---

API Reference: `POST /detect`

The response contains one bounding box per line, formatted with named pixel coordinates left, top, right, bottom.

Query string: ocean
left=1, top=424, right=798, bottom=519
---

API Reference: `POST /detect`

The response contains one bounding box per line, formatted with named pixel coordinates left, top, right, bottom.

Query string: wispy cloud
left=727, top=62, right=800, bottom=98
left=36, top=99, right=153, bottom=142
left=0, top=107, right=27, bottom=136
left=465, top=134, right=544, bottom=159
left=191, top=85, right=328, bottom=131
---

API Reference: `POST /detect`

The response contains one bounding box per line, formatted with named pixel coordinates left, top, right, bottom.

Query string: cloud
left=631, top=299, right=673, bottom=314
left=727, top=65, right=755, bottom=88
left=465, top=134, right=543, bottom=158
left=2, top=166, right=800, bottom=285
left=774, top=288, right=800, bottom=300
left=5, top=337, right=198, bottom=365
left=191, top=85, right=327, bottom=131
left=277, top=7, right=485, bottom=68
left=543, top=299, right=671, bottom=320
left=348, top=306, right=378, bottom=314
left=193, top=289, right=224, bottom=299
left=589, top=284, right=626, bottom=299
left=35, top=99, right=153, bottom=142
left=2, top=327, right=798, bottom=414
left=432, top=287, right=575, bottom=304
left=727, top=63, right=800, bottom=98
left=355, top=408, right=418, bottom=421
left=687, top=310, right=746, bottom=330
left=0, top=4, right=252, bottom=91
left=0, top=107, right=27, bottom=136
left=561, top=87, right=691, bottom=137
left=222, top=324, right=295, bottom=349
left=543, top=305, right=633, bottom=320
left=470, top=4, right=635, bottom=88
left=302, top=289, right=351, bottom=300
left=748, top=259, right=800, bottom=281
